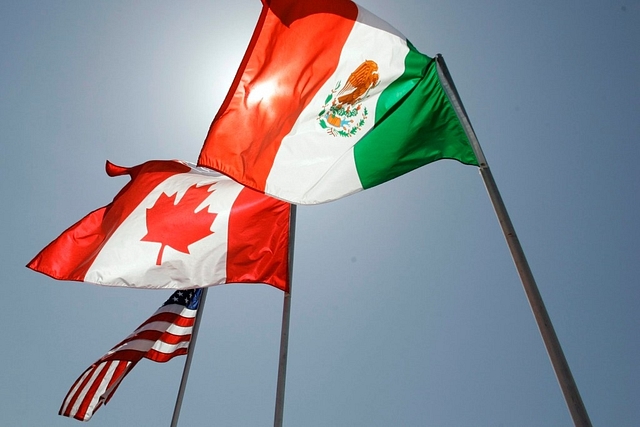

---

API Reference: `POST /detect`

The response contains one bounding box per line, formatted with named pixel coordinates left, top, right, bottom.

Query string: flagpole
left=436, top=54, right=592, bottom=427
left=170, top=287, right=209, bottom=427
left=274, top=204, right=297, bottom=427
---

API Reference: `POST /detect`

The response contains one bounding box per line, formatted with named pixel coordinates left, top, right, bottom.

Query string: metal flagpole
left=170, top=287, right=209, bottom=427
left=436, top=54, right=592, bottom=427
left=274, top=204, right=297, bottom=427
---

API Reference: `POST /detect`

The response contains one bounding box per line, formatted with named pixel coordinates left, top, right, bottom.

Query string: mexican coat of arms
left=318, top=60, right=379, bottom=137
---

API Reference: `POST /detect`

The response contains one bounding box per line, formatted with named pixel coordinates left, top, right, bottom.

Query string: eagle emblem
left=318, top=60, right=379, bottom=137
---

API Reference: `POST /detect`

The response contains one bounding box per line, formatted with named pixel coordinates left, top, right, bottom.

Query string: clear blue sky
left=1, top=1, right=639, bottom=425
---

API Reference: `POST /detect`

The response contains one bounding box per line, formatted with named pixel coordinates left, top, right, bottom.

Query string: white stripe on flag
left=110, top=338, right=191, bottom=355
left=60, top=367, right=93, bottom=416
left=80, top=361, right=120, bottom=421
left=150, top=339, right=191, bottom=355
left=67, top=362, right=108, bottom=419
left=152, top=304, right=198, bottom=317
left=133, top=320, right=193, bottom=336
left=265, top=6, right=410, bottom=204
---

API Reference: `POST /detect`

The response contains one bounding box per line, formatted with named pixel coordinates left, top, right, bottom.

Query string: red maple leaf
left=142, top=183, right=218, bottom=265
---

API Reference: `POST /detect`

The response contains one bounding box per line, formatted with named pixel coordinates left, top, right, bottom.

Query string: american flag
left=59, top=289, right=203, bottom=421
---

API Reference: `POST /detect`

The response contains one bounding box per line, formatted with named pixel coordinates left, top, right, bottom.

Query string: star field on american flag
left=163, top=289, right=201, bottom=310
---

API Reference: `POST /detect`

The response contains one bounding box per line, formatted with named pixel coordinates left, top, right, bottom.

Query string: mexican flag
left=28, top=160, right=291, bottom=291
left=197, top=0, right=478, bottom=205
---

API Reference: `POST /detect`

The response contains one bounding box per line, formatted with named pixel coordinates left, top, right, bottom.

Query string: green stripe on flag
left=374, top=43, right=430, bottom=123
left=354, top=50, right=479, bottom=190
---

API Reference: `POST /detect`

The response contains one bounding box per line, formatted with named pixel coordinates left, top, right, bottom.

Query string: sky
left=1, top=0, right=639, bottom=426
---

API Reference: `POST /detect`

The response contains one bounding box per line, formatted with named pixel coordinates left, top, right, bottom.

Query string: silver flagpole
left=170, top=287, right=209, bottom=427
left=274, top=204, right=297, bottom=427
left=436, top=54, right=592, bottom=427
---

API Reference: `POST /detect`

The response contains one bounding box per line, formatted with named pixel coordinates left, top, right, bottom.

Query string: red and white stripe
left=59, top=303, right=196, bottom=421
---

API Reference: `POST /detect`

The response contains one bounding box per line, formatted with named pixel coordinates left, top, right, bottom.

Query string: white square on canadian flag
left=86, top=169, right=242, bottom=288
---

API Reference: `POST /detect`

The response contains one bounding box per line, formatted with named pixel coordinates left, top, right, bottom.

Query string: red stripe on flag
left=73, top=360, right=115, bottom=420
left=60, top=366, right=95, bottom=418
left=59, top=360, right=131, bottom=421
left=101, top=361, right=133, bottom=407
left=198, top=0, right=358, bottom=192
left=226, top=187, right=291, bottom=291
left=137, top=311, right=196, bottom=328
left=146, top=347, right=189, bottom=363
left=119, top=328, right=192, bottom=346
left=100, top=346, right=188, bottom=364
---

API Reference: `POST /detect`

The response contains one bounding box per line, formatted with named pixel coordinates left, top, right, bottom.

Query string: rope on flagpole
left=436, top=54, right=592, bottom=427
left=274, top=204, right=297, bottom=427
left=170, top=287, right=209, bottom=427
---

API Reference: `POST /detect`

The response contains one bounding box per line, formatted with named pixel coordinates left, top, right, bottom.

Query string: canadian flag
left=28, top=160, right=291, bottom=291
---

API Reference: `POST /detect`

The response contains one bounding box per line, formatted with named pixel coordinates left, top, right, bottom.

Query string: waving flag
left=197, top=0, right=478, bottom=204
left=28, top=160, right=291, bottom=291
left=59, top=289, right=202, bottom=421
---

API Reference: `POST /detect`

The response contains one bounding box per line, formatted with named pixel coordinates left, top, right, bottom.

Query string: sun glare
left=246, top=80, right=278, bottom=106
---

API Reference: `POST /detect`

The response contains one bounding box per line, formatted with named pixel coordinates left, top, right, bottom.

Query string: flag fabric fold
left=59, top=289, right=202, bottom=421
left=28, top=159, right=291, bottom=291
left=197, top=0, right=478, bottom=205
